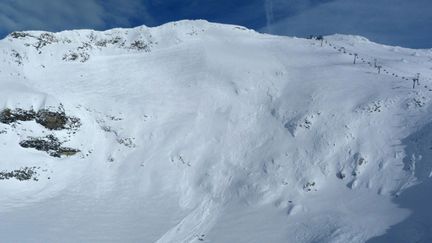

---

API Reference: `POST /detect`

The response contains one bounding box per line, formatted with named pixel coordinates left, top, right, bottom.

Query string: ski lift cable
left=321, top=39, right=429, bottom=82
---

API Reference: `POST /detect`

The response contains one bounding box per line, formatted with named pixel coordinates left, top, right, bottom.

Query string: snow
left=0, top=20, right=432, bottom=242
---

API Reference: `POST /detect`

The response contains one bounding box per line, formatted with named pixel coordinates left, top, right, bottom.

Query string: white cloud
left=0, top=0, right=154, bottom=34
left=264, top=0, right=432, bottom=48
left=264, top=0, right=274, bottom=33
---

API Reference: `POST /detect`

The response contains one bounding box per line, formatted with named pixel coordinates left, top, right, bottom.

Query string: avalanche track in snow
left=0, top=20, right=432, bottom=243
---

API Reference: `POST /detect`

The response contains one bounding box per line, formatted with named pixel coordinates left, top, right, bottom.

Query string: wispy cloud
left=0, top=0, right=102, bottom=32
left=264, top=0, right=274, bottom=33
left=0, top=0, right=154, bottom=35
left=263, top=0, right=432, bottom=48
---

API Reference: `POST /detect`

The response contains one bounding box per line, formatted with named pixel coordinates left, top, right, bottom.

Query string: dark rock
left=56, top=147, right=80, bottom=157
left=20, top=134, right=61, bottom=152
left=130, top=40, right=149, bottom=51
left=36, top=110, right=68, bottom=130
left=0, top=167, right=38, bottom=181
left=0, top=108, right=36, bottom=124
left=62, top=52, right=90, bottom=62
left=336, top=171, right=346, bottom=179
left=10, top=32, right=30, bottom=39
left=33, top=33, right=58, bottom=51
left=303, top=181, right=316, bottom=192
left=0, top=107, right=81, bottom=130
left=63, top=52, right=79, bottom=61
left=19, top=135, right=80, bottom=157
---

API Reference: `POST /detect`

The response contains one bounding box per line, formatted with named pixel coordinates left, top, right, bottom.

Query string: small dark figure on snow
left=353, top=54, right=358, bottom=64
left=413, top=73, right=420, bottom=89
left=413, top=78, right=420, bottom=88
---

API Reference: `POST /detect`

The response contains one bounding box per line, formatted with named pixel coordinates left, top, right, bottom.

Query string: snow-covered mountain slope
left=1, top=20, right=432, bottom=243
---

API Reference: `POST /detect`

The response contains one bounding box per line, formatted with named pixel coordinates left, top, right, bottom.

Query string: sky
left=0, top=0, right=431, bottom=48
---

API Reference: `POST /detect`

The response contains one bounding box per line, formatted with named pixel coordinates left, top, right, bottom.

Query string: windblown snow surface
left=1, top=20, right=432, bottom=243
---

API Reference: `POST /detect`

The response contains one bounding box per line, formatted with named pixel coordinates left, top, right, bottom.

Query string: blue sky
left=0, top=0, right=431, bottom=48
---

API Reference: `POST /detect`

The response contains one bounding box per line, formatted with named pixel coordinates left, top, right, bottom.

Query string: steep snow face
left=0, top=20, right=432, bottom=242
